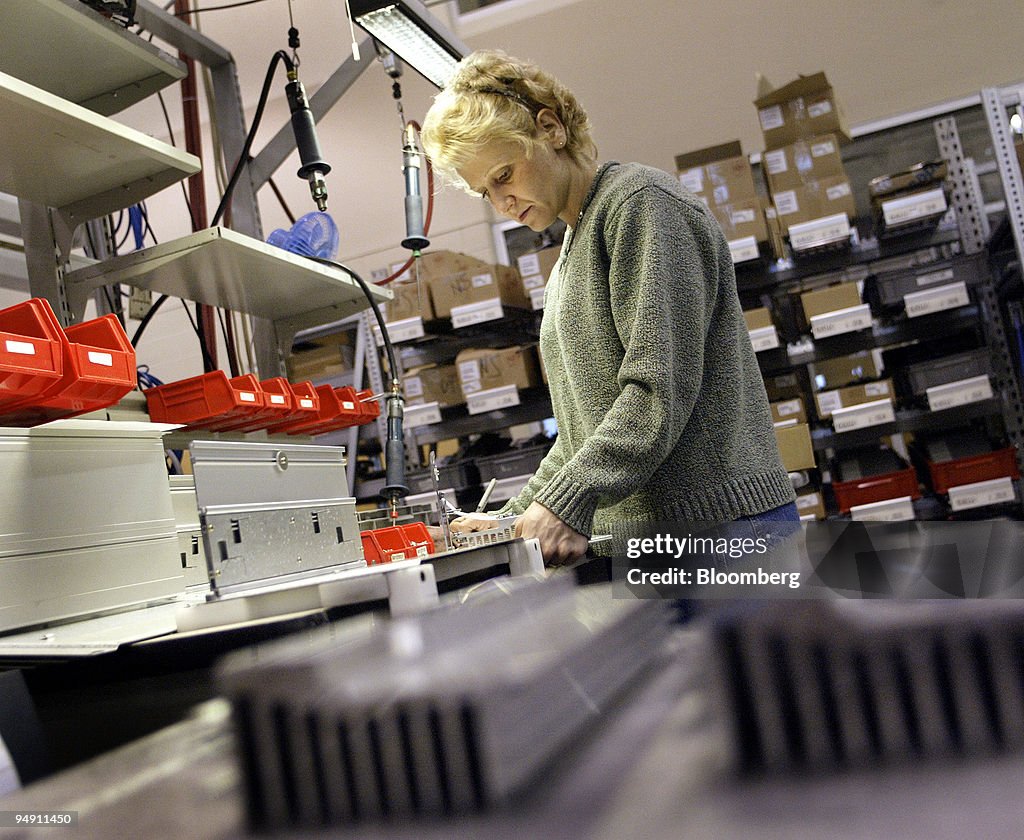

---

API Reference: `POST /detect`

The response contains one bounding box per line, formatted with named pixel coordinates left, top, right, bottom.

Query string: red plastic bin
left=145, top=371, right=264, bottom=429
left=927, top=447, right=1020, bottom=494
left=360, top=523, right=435, bottom=566
left=260, top=380, right=320, bottom=432
left=355, top=388, right=381, bottom=423
left=0, top=298, right=65, bottom=417
left=832, top=467, right=921, bottom=513
left=212, top=377, right=296, bottom=432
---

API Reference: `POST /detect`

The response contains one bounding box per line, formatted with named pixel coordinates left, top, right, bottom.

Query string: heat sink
left=711, top=600, right=1024, bottom=774
left=216, top=577, right=674, bottom=830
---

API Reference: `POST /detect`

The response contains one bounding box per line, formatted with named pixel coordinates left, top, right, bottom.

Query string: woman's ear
left=535, top=108, right=567, bottom=147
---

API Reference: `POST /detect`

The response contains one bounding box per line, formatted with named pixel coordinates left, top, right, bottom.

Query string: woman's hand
left=515, top=502, right=589, bottom=566
left=449, top=512, right=499, bottom=534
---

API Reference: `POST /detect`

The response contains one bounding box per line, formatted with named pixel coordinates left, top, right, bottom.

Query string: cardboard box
left=383, top=278, right=434, bottom=322
left=814, top=378, right=893, bottom=418
left=774, top=422, right=816, bottom=471
left=763, top=372, right=803, bottom=402
left=708, top=198, right=769, bottom=243
left=763, top=134, right=846, bottom=194
left=773, top=176, right=857, bottom=232
left=743, top=307, right=774, bottom=331
left=676, top=141, right=758, bottom=207
left=516, top=246, right=561, bottom=292
left=286, top=343, right=350, bottom=382
left=755, top=71, right=850, bottom=150
left=771, top=396, right=807, bottom=425
left=404, top=363, right=464, bottom=408
left=420, top=250, right=529, bottom=318
left=868, top=160, right=948, bottom=200
left=455, top=345, right=541, bottom=397
left=794, top=489, right=826, bottom=519
left=811, top=350, right=883, bottom=391
left=800, top=281, right=862, bottom=321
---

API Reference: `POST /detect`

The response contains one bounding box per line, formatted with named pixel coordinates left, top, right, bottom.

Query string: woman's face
left=457, top=133, right=571, bottom=231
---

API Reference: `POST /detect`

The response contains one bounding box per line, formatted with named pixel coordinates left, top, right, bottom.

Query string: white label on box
left=816, top=390, right=843, bottom=416
left=851, top=495, right=915, bottom=522
left=795, top=492, right=821, bottom=511
left=904, top=281, right=969, bottom=318
left=404, top=401, right=442, bottom=429
left=916, top=268, right=955, bottom=287
left=471, top=272, right=494, bottom=288
left=808, top=100, right=833, bottom=118
left=342, top=401, right=355, bottom=410
left=748, top=325, right=780, bottom=352
left=926, top=374, right=993, bottom=412
left=729, top=236, right=759, bottom=264
left=865, top=381, right=890, bottom=397
left=467, top=384, right=521, bottom=415
left=810, top=303, right=872, bottom=339
left=731, top=208, right=756, bottom=224
left=831, top=398, right=895, bottom=432
left=775, top=398, right=802, bottom=417
left=517, top=253, right=540, bottom=276
left=679, top=168, right=704, bottom=193
left=826, top=182, right=852, bottom=200
left=530, top=286, right=546, bottom=310
left=87, top=350, right=113, bottom=366
left=298, top=398, right=314, bottom=409
left=811, top=139, right=836, bottom=157
left=403, top=376, right=423, bottom=399
left=774, top=190, right=799, bottom=215
left=5, top=340, right=34, bottom=355
left=374, top=316, right=425, bottom=346
left=451, top=297, right=504, bottom=328
left=764, top=149, right=787, bottom=174
left=791, top=213, right=851, bottom=252
left=773, top=417, right=798, bottom=428
left=522, top=274, right=545, bottom=290
left=269, top=394, right=286, bottom=405
left=949, top=477, right=1015, bottom=511
left=759, top=104, right=785, bottom=131
left=240, top=392, right=257, bottom=403
left=882, top=188, right=948, bottom=226
left=799, top=513, right=817, bottom=521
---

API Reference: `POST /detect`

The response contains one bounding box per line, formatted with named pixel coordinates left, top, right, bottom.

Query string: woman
left=420, top=50, right=797, bottom=566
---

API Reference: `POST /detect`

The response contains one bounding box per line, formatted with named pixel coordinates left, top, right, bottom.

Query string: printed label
left=451, top=298, right=503, bottom=328
left=729, top=236, right=759, bottom=264
left=240, top=392, right=256, bottom=403
left=458, top=360, right=481, bottom=384
left=826, top=182, right=851, bottom=200
left=522, top=274, right=546, bottom=290
left=404, top=401, right=442, bottom=429
left=342, top=401, right=355, bottom=410
left=530, top=286, right=546, bottom=310
left=882, top=188, right=947, bottom=226
left=775, top=399, right=801, bottom=417
left=679, top=168, right=704, bottom=193
left=299, top=398, right=314, bottom=409
left=795, top=492, right=821, bottom=510
left=517, top=253, right=540, bottom=276
left=926, top=375, right=993, bottom=412
left=808, top=99, right=833, bottom=118
left=851, top=496, right=915, bottom=522
left=375, top=317, right=425, bottom=346
left=269, top=394, right=286, bottom=405
left=403, top=376, right=423, bottom=398
left=748, top=326, right=780, bottom=352
left=864, top=381, right=890, bottom=397
left=816, top=390, right=843, bottom=416
left=810, top=304, right=871, bottom=338
left=949, top=477, right=1015, bottom=511
left=904, top=281, right=969, bottom=318
left=471, top=272, right=494, bottom=288
left=915, top=268, right=955, bottom=287
left=764, top=149, right=787, bottom=174
left=87, top=351, right=113, bottom=367
left=467, top=384, right=521, bottom=415
left=759, top=104, right=785, bottom=131
left=4, top=340, right=34, bottom=355
left=731, top=208, right=756, bottom=225
left=811, top=139, right=836, bottom=157
left=831, top=398, right=895, bottom=433
left=773, top=190, right=799, bottom=215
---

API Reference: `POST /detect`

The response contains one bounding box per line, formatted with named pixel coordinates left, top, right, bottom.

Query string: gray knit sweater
left=499, top=162, right=794, bottom=541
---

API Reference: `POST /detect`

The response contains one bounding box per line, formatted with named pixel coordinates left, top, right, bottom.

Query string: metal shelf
left=407, top=389, right=554, bottom=445
left=0, top=70, right=200, bottom=224
left=0, top=0, right=186, bottom=116
left=63, top=226, right=392, bottom=331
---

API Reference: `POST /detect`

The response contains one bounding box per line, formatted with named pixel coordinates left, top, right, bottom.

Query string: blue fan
left=266, top=212, right=339, bottom=260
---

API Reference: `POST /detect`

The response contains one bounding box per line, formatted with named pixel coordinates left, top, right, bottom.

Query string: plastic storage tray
left=212, top=376, right=296, bottom=432
left=406, top=460, right=482, bottom=494
left=360, top=522, right=434, bottom=565
left=923, top=434, right=1020, bottom=494
left=904, top=347, right=991, bottom=396
left=832, top=448, right=921, bottom=513
left=476, top=443, right=551, bottom=482
left=0, top=299, right=135, bottom=427
left=144, top=370, right=263, bottom=429
left=870, top=252, right=986, bottom=310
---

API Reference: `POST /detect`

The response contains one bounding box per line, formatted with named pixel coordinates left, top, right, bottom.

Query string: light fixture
left=349, top=0, right=469, bottom=88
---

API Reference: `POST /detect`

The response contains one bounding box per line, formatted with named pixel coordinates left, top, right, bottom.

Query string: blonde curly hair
left=421, top=49, right=597, bottom=192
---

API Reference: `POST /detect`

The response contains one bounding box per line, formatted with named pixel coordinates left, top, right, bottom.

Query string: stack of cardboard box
left=754, top=72, right=856, bottom=236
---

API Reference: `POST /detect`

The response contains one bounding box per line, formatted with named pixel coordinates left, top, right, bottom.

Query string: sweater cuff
left=532, top=473, right=598, bottom=538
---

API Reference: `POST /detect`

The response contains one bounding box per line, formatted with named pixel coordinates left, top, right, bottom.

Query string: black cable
left=211, top=50, right=293, bottom=228
left=216, top=308, right=240, bottom=377
left=156, top=90, right=196, bottom=226
left=131, top=294, right=169, bottom=347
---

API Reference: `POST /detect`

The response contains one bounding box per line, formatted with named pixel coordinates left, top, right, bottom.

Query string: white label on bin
left=816, top=390, right=843, bottom=416
left=403, top=376, right=423, bottom=399
left=808, top=100, right=833, bottom=118
left=404, top=401, right=442, bottom=429
left=851, top=495, right=915, bottom=522
left=87, top=351, right=113, bottom=367
left=374, top=317, right=425, bottom=346
left=269, top=394, right=286, bottom=405
left=926, top=374, right=992, bottom=412
left=730, top=236, right=759, bottom=264
left=759, top=104, right=784, bottom=131
left=865, top=381, right=890, bottom=397
left=748, top=325, right=780, bottom=352
left=451, top=297, right=503, bottom=328
left=522, top=274, right=545, bottom=290
left=679, top=168, right=704, bottom=193
left=795, top=492, right=821, bottom=510
left=791, top=213, right=851, bottom=251
left=530, top=286, right=546, bottom=310
left=341, top=401, right=355, bottom=410
left=949, top=477, right=1015, bottom=511
left=467, top=384, right=521, bottom=415
left=831, top=398, right=894, bottom=432
left=904, top=281, right=969, bottom=318
left=517, top=253, right=540, bottom=276
left=5, top=340, right=34, bottom=355
left=299, top=398, right=314, bottom=409
left=240, top=392, right=256, bottom=402
left=773, top=190, right=799, bottom=215
left=775, top=398, right=802, bottom=417
left=882, top=188, right=947, bottom=226
left=916, top=268, right=955, bottom=287
left=471, top=273, right=493, bottom=288
left=764, top=150, right=787, bottom=174
left=810, top=303, right=872, bottom=339
left=812, top=139, right=836, bottom=157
